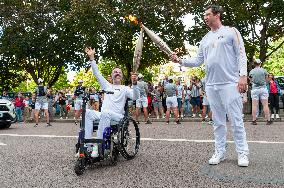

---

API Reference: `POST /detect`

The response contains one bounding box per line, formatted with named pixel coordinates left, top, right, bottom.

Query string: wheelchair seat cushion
left=93, top=119, right=120, bottom=126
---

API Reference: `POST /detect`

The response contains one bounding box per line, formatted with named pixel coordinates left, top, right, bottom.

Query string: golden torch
left=126, top=15, right=178, bottom=69
left=133, top=28, right=144, bottom=72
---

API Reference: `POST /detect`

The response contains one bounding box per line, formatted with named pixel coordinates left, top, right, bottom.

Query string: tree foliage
left=1, top=0, right=284, bottom=91
left=185, top=0, right=284, bottom=70
left=263, top=38, right=284, bottom=76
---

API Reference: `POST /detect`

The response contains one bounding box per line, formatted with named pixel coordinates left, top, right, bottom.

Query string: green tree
left=185, top=0, right=284, bottom=70
left=52, top=70, right=70, bottom=91
left=0, top=0, right=85, bottom=87
left=263, top=38, right=284, bottom=76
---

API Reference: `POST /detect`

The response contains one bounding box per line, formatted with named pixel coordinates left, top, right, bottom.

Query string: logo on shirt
left=218, top=35, right=224, bottom=40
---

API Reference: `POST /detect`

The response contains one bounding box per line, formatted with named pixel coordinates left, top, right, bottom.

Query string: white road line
left=0, top=134, right=284, bottom=144
left=0, top=134, right=76, bottom=138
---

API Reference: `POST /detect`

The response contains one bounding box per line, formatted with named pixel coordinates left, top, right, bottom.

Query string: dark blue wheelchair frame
left=74, top=91, right=140, bottom=175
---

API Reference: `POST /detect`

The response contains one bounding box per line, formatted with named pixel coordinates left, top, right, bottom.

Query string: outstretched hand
left=170, top=52, right=181, bottom=64
left=131, top=72, right=138, bottom=85
left=85, top=47, right=95, bottom=61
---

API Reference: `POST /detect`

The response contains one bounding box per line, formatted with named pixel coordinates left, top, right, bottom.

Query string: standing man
left=171, top=5, right=249, bottom=166
left=73, top=80, right=85, bottom=125
left=135, top=74, right=151, bottom=124
left=201, top=77, right=213, bottom=124
left=249, top=59, right=272, bottom=125
left=165, top=78, right=180, bottom=124
left=189, top=76, right=202, bottom=118
left=176, top=79, right=184, bottom=119
left=34, top=78, right=51, bottom=127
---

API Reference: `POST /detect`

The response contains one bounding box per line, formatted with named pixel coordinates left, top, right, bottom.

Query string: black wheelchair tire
left=74, top=158, right=86, bottom=176
left=119, top=117, right=140, bottom=160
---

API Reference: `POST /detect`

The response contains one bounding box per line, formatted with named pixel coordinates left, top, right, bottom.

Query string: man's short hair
left=205, top=5, right=224, bottom=20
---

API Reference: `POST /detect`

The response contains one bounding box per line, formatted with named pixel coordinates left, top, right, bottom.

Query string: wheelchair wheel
left=74, top=158, right=86, bottom=175
left=119, top=117, right=140, bottom=160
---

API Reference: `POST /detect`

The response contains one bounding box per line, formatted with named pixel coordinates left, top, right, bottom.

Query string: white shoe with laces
left=271, top=114, right=275, bottom=119
left=238, top=153, right=249, bottom=167
left=275, top=114, right=280, bottom=119
left=209, top=152, right=225, bottom=165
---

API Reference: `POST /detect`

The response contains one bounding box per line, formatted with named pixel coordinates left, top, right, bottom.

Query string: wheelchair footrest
left=84, top=139, right=104, bottom=144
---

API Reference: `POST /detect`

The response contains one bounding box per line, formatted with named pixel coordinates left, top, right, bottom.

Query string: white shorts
left=166, top=96, right=178, bottom=108
left=202, top=95, right=210, bottom=106
left=35, top=101, right=48, bottom=110
left=251, top=87, right=268, bottom=100
left=74, top=99, right=83, bottom=110
left=136, top=97, right=148, bottom=108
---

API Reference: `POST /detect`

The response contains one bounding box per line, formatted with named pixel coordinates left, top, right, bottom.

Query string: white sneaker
left=66, top=117, right=68, bottom=119
left=209, top=152, right=225, bottom=165
left=60, top=117, right=63, bottom=119
left=208, top=120, right=214, bottom=125
left=271, top=114, right=275, bottom=119
left=181, top=114, right=184, bottom=119
left=205, top=115, right=208, bottom=119
left=199, top=114, right=202, bottom=118
left=156, top=117, right=160, bottom=119
left=192, top=114, right=196, bottom=118
left=238, top=153, right=249, bottom=167
left=75, top=152, right=79, bottom=158
left=275, top=114, right=280, bottom=119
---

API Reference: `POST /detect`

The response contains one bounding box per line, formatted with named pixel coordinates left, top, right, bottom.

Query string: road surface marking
left=0, top=142, right=7, bottom=146
left=0, top=134, right=284, bottom=144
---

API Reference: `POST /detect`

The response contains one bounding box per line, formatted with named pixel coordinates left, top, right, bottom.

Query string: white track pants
left=206, top=83, right=249, bottom=155
left=84, top=109, right=123, bottom=139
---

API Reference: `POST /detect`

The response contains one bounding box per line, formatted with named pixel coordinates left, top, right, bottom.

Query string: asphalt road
left=0, top=121, right=284, bottom=188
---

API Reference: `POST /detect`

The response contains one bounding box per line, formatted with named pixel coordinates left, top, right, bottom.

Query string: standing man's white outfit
left=84, top=47, right=139, bottom=140
left=171, top=5, right=249, bottom=167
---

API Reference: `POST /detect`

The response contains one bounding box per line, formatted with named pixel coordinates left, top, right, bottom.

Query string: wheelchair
left=74, top=91, right=140, bottom=175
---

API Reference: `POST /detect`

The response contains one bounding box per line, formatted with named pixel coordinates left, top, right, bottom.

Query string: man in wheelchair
left=83, top=47, right=139, bottom=157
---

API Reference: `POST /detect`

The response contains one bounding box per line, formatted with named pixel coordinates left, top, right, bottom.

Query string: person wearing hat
left=135, top=73, right=152, bottom=124
left=34, top=78, right=50, bottom=127
left=73, top=79, right=86, bottom=125
left=249, top=59, right=272, bottom=125
left=81, top=47, right=139, bottom=157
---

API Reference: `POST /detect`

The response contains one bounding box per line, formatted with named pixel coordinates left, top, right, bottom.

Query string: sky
left=67, top=13, right=196, bottom=82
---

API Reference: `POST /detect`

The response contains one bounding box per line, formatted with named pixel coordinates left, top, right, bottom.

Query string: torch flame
left=126, top=15, right=139, bottom=25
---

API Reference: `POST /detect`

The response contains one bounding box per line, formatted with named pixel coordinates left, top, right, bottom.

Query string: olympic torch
left=133, top=28, right=144, bottom=72
left=141, top=24, right=174, bottom=57
left=126, top=15, right=179, bottom=67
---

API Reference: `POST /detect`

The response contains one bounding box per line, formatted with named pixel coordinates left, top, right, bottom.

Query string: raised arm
left=85, top=47, right=111, bottom=90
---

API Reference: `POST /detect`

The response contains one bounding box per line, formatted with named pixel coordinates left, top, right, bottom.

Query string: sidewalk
left=37, top=113, right=283, bottom=123
left=29, top=107, right=284, bottom=123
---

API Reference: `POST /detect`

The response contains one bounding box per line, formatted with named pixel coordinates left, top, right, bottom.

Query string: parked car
left=275, top=76, right=284, bottom=109
left=0, top=98, right=17, bottom=129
